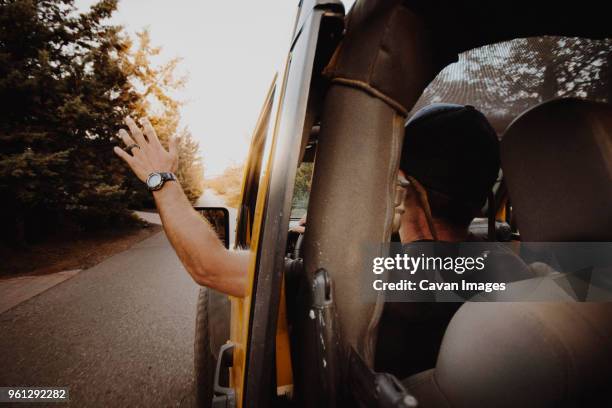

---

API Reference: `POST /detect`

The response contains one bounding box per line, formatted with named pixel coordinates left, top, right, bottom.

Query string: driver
left=394, top=103, right=499, bottom=243
left=113, top=104, right=500, bottom=297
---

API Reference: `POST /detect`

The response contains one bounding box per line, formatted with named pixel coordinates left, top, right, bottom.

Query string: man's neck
left=399, top=217, right=468, bottom=243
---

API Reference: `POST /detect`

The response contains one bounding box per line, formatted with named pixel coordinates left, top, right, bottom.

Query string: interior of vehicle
left=368, top=33, right=612, bottom=381
left=284, top=12, right=612, bottom=408
left=394, top=97, right=612, bottom=407
left=194, top=2, right=612, bottom=407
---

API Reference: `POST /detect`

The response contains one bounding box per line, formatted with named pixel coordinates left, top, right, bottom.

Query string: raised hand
left=113, top=116, right=178, bottom=183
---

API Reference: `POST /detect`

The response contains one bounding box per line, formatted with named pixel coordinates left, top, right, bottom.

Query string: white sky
left=76, top=0, right=355, bottom=177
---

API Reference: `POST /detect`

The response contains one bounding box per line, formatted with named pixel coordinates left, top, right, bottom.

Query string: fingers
left=117, top=129, right=145, bottom=160
left=116, top=115, right=177, bottom=178
left=140, top=118, right=161, bottom=147
left=114, top=146, right=147, bottom=182
left=125, top=116, right=147, bottom=146
left=118, top=129, right=135, bottom=147
left=113, top=146, right=135, bottom=165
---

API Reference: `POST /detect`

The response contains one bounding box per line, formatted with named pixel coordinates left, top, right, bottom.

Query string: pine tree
left=0, top=1, right=206, bottom=245
left=0, top=0, right=137, bottom=244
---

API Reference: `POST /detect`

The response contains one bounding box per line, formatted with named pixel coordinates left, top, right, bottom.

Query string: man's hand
left=111, top=115, right=249, bottom=297
left=113, top=116, right=178, bottom=182
left=289, top=225, right=305, bottom=234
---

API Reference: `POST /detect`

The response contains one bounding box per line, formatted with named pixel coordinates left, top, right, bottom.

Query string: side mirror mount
left=195, top=207, right=230, bottom=249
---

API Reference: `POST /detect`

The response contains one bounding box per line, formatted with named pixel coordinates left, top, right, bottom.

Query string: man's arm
left=113, top=116, right=249, bottom=297
left=152, top=182, right=249, bottom=296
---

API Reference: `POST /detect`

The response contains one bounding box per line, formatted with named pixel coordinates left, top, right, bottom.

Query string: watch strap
left=159, top=172, right=177, bottom=183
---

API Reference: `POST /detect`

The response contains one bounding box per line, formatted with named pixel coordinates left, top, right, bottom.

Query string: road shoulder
left=0, top=269, right=81, bottom=314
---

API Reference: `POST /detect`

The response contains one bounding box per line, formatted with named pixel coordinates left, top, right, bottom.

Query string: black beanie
left=400, top=103, right=500, bottom=212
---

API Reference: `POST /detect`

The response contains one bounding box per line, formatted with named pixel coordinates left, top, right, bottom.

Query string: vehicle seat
left=402, top=98, right=612, bottom=408
left=502, top=98, right=612, bottom=242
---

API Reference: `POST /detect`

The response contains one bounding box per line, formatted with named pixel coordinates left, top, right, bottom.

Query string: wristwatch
left=146, top=172, right=177, bottom=191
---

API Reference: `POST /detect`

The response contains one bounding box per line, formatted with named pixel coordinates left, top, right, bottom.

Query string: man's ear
left=405, top=176, right=439, bottom=241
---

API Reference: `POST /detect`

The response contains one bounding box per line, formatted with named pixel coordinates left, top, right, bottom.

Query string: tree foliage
left=292, top=162, right=313, bottom=211
left=0, top=0, right=204, bottom=244
left=121, top=30, right=204, bottom=205
left=414, top=36, right=612, bottom=132
left=175, top=128, right=204, bottom=202
left=205, top=165, right=243, bottom=209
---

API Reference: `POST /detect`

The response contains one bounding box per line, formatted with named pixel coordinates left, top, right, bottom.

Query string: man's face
left=392, top=170, right=409, bottom=232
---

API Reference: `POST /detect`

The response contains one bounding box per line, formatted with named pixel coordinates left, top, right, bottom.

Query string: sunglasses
left=394, top=176, right=412, bottom=207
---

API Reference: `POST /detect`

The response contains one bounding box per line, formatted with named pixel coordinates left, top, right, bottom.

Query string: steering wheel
left=293, top=233, right=305, bottom=259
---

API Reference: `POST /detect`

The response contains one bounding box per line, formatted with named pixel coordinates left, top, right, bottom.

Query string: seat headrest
left=501, top=98, right=612, bottom=242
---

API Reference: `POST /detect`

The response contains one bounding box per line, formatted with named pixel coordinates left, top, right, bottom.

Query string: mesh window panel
left=411, top=36, right=612, bottom=135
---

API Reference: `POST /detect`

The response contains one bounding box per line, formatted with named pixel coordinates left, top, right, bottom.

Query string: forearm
left=112, top=116, right=248, bottom=296
left=153, top=182, right=249, bottom=297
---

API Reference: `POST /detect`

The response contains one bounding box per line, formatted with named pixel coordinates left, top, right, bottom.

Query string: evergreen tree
left=0, top=1, right=205, bottom=244
left=0, top=0, right=136, bottom=243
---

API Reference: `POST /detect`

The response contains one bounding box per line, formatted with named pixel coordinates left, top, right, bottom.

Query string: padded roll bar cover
left=303, top=0, right=444, bottom=369
left=501, top=98, right=612, bottom=241
left=324, top=0, right=449, bottom=113
left=303, top=85, right=404, bottom=366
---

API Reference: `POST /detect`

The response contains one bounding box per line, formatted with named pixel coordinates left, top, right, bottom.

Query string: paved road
left=0, top=231, right=200, bottom=407
left=0, top=191, right=238, bottom=407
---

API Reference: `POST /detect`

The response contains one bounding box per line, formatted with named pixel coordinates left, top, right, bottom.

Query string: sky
left=76, top=0, right=355, bottom=177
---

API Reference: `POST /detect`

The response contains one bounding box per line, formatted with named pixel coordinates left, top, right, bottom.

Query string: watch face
left=147, top=173, right=162, bottom=189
